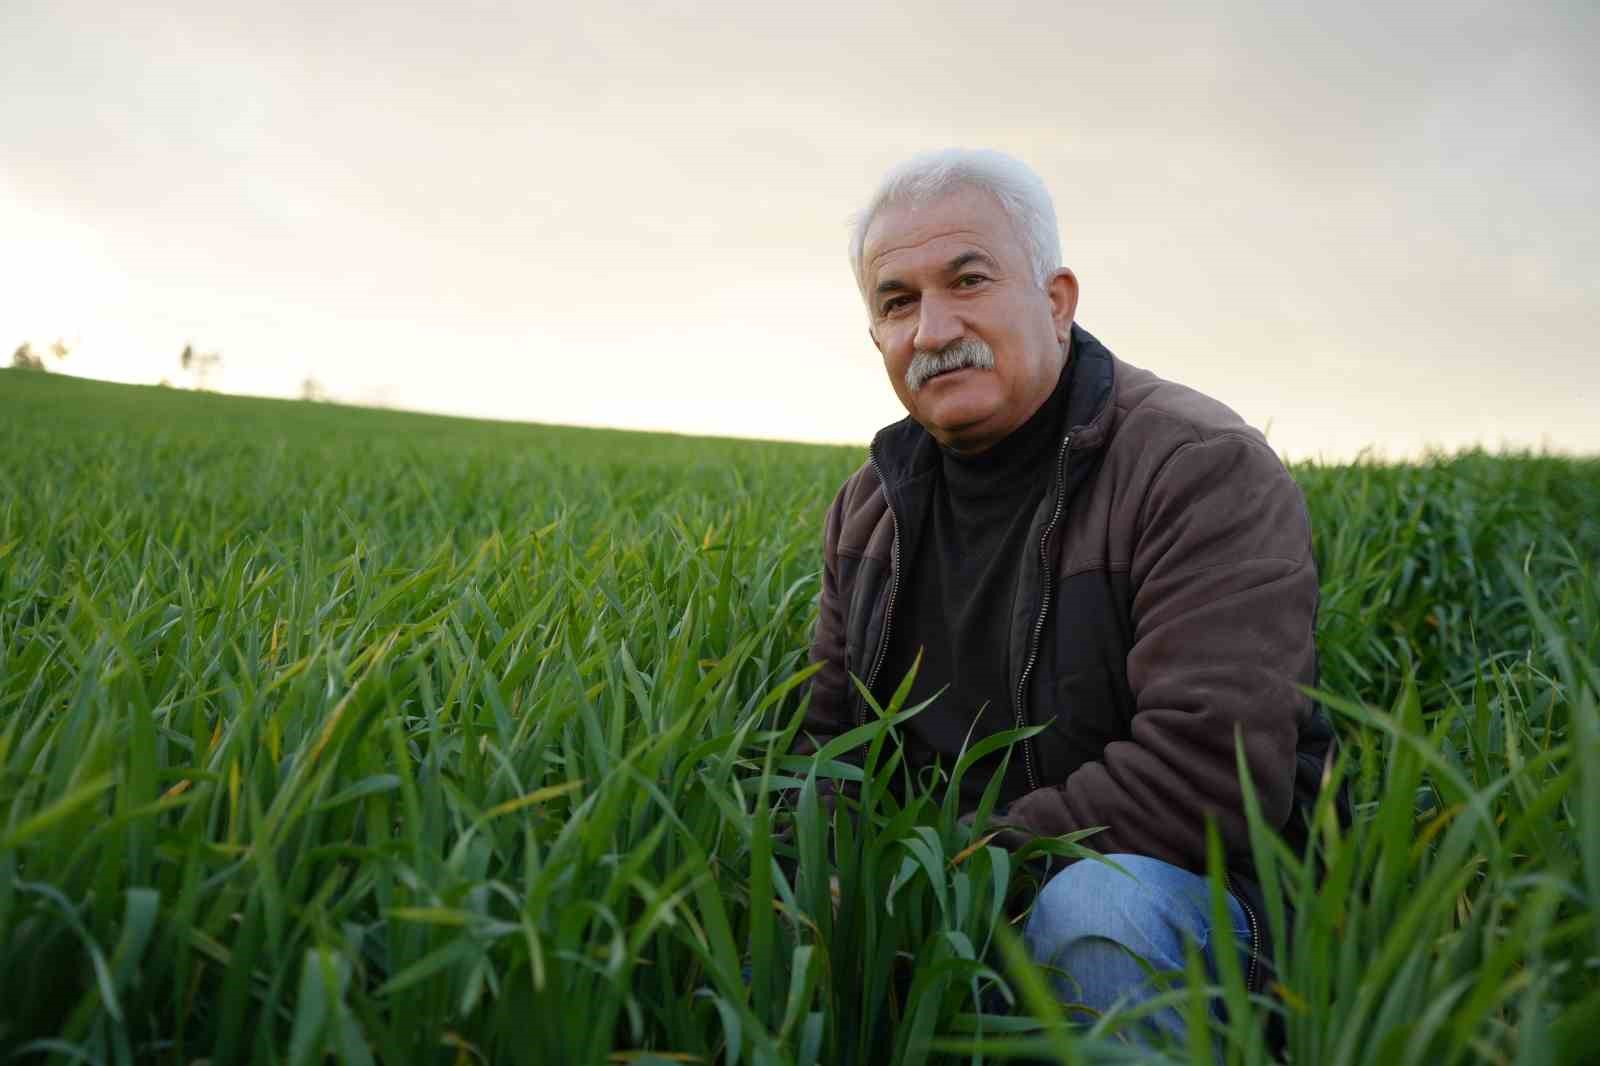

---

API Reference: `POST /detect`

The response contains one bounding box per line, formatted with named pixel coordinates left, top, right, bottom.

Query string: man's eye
left=955, top=274, right=987, bottom=288
left=881, top=296, right=913, bottom=315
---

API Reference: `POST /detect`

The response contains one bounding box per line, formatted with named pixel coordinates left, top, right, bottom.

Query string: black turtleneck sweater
left=880, top=357, right=1075, bottom=806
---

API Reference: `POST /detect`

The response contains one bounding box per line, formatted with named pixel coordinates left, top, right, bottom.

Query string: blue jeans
left=1022, top=854, right=1250, bottom=1043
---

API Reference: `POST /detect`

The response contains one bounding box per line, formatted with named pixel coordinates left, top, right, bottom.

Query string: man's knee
left=1023, top=854, right=1206, bottom=966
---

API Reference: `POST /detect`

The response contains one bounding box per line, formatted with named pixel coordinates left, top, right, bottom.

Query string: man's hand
left=957, top=810, right=1034, bottom=853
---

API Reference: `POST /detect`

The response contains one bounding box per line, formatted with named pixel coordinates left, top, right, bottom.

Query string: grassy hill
left=2, top=368, right=1596, bottom=1064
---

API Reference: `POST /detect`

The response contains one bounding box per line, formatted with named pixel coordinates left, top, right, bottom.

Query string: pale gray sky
left=4, top=0, right=1596, bottom=459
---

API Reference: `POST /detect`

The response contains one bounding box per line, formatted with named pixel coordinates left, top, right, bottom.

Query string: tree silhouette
left=180, top=343, right=223, bottom=391
left=10, top=340, right=70, bottom=371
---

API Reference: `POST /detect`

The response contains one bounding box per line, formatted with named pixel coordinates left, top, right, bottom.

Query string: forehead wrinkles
left=862, top=185, right=1027, bottom=287
left=865, top=228, right=997, bottom=287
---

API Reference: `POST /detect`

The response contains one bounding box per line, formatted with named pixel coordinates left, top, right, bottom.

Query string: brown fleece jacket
left=802, top=324, right=1337, bottom=876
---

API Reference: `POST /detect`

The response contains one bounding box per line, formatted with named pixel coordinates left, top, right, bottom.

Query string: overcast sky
left=3, top=0, right=1596, bottom=459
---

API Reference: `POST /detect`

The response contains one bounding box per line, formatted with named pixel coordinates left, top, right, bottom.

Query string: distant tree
left=300, top=375, right=327, bottom=402
left=181, top=342, right=223, bottom=391
left=11, top=339, right=71, bottom=371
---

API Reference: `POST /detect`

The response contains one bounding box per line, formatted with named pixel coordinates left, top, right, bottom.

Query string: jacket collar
left=869, top=322, right=1118, bottom=492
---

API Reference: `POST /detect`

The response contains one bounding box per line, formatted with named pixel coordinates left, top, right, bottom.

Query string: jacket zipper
left=1223, top=871, right=1262, bottom=994
left=859, top=449, right=902, bottom=726
left=1012, top=432, right=1072, bottom=794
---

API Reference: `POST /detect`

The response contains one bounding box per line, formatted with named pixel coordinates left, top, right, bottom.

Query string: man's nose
left=913, top=294, right=963, bottom=353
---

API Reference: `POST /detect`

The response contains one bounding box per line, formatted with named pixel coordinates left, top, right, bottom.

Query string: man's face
left=861, top=185, right=1078, bottom=453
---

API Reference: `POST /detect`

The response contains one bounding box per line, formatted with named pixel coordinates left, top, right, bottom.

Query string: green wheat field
left=2, top=368, right=1596, bottom=1065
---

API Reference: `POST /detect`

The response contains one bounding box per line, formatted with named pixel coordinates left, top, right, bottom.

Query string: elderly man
left=800, top=148, right=1340, bottom=1036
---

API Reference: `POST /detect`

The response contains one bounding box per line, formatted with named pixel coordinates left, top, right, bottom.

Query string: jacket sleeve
left=795, top=479, right=854, bottom=757
left=996, top=431, right=1318, bottom=871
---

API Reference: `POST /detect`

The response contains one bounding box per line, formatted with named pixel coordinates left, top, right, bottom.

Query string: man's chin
left=916, top=397, right=1006, bottom=451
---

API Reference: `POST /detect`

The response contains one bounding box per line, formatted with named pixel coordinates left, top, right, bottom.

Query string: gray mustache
left=905, top=338, right=996, bottom=392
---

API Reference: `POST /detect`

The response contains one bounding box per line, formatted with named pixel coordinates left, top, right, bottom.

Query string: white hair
left=849, top=148, right=1062, bottom=298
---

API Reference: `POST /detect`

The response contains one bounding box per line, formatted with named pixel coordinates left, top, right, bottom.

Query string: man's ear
left=1047, top=268, right=1079, bottom=342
